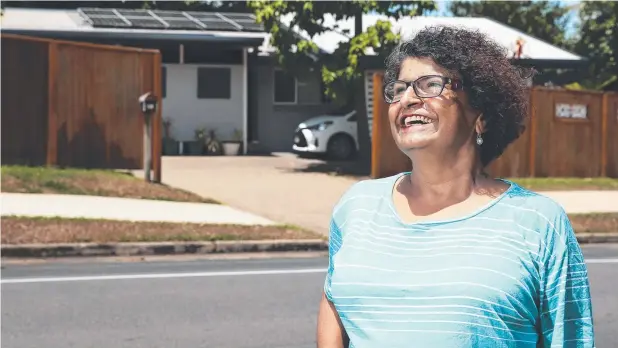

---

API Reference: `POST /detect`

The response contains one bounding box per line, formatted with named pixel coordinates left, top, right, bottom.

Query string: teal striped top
left=324, top=173, right=595, bottom=348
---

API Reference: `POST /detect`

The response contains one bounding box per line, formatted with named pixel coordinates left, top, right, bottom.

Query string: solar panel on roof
left=194, top=19, right=239, bottom=31
left=153, top=10, right=188, bottom=19
left=187, top=12, right=220, bottom=19
left=89, top=17, right=131, bottom=28
left=128, top=18, right=166, bottom=29
left=219, top=13, right=256, bottom=21
left=80, top=8, right=116, bottom=16
left=238, top=23, right=264, bottom=32
left=165, top=20, right=204, bottom=30
left=117, top=9, right=151, bottom=17
left=77, top=7, right=265, bottom=33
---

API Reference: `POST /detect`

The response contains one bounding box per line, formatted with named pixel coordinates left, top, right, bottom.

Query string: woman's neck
left=405, top=148, right=486, bottom=202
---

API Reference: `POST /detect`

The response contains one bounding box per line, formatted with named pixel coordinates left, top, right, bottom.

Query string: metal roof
left=0, top=7, right=267, bottom=46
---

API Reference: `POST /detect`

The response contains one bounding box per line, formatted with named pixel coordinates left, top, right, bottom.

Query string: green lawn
left=1, top=165, right=219, bottom=203
left=507, top=177, right=618, bottom=191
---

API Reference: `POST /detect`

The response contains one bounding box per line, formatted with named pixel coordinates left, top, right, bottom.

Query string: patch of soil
left=1, top=217, right=323, bottom=244
left=569, top=213, right=618, bottom=233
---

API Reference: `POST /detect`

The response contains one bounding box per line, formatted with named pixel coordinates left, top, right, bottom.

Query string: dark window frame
left=273, top=68, right=297, bottom=104
left=197, top=67, right=231, bottom=99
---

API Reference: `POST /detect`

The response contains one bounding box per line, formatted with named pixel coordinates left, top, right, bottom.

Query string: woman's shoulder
left=331, top=173, right=404, bottom=219
left=501, top=180, right=567, bottom=216
left=335, top=173, right=403, bottom=203
left=498, top=180, right=572, bottom=236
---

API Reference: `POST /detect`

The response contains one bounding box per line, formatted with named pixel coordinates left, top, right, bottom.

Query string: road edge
left=0, top=239, right=328, bottom=258
left=2, top=233, right=617, bottom=258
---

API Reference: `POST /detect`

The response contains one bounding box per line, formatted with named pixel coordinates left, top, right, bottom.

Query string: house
left=2, top=9, right=587, bottom=155
left=1, top=7, right=337, bottom=155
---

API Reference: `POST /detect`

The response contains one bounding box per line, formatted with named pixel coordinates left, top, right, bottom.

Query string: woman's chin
left=394, top=127, right=439, bottom=150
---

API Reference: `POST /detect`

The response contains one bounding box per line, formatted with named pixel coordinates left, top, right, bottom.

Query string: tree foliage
left=248, top=0, right=436, bottom=105
left=573, top=1, right=617, bottom=89
left=449, top=0, right=572, bottom=49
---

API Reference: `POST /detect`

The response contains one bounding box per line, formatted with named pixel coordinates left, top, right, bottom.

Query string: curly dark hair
left=384, top=25, right=531, bottom=167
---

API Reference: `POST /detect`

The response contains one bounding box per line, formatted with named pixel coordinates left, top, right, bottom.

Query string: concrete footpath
left=2, top=188, right=617, bottom=258
left=0, top=193, right=275, bottom=225
left=539, top=191, right=618, bottom=214
left=1, top=193, right=327, bottom=258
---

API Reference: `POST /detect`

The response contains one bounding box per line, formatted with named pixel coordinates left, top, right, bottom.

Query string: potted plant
left=186, top=126, right=206, bottom=155
left=205, top=129, right=223, bottom=156
left=222, top=128, right=242, bottom=156
left=162, top=118, right=179, bottom=155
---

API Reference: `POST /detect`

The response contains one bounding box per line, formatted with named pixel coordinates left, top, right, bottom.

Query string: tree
left=449, top=1, right=572, bottom=49
left=249, top=0, right=436, bottom=168
left=573, top=1, right=617, bottom=89
left=448, top=1, right=586, bottom=86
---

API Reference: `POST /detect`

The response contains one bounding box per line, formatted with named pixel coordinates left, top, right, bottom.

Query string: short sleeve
left=539, top=211, right=595, bottom=347
left=324, top=218, right=343, bottom=302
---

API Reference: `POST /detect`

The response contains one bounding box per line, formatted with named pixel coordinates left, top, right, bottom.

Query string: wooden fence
left=1, top=34, right=163, bottom=182
left=370, top=73, right=618, bottom=179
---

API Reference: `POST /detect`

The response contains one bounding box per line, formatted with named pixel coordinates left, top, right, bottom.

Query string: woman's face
left=387, top=57, right=481, bottom=155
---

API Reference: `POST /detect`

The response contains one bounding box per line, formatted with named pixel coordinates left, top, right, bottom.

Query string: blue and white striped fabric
left=324, top=172, right=595, bottom=348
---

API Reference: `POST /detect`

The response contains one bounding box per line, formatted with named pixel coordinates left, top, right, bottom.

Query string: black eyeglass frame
left=382, top=75, right=463, bottom=104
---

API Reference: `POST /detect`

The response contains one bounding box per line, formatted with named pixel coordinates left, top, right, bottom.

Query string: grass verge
left=1, top=165, right=218, bottom=204
left=569, top=213, right=618, bottom=233
left=0, top=216, right=323, bottom=244
left=507, top=177, right=618, bottom=191
left=1, top=214, right=615, bottom=245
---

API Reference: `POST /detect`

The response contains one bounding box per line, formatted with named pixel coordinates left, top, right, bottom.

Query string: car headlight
left=307, top=121, right=333, bottom=131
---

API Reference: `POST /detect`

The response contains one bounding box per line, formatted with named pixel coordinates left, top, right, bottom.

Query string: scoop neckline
left=386, top=171, right=516, bottom=226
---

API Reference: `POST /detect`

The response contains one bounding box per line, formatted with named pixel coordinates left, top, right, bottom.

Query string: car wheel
left=327, top=134, right=356, bottom=161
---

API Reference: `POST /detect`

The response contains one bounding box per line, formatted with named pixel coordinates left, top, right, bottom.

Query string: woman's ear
left=475, top=114, right=486, bottom=135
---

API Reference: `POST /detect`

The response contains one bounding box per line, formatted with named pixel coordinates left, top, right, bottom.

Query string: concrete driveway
left=158, top=153, right=618, bottom=235
left=159, top=153, right=360, bottom=235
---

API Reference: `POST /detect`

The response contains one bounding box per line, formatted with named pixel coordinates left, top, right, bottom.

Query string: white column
left=242, top=47, right=248, bottom=155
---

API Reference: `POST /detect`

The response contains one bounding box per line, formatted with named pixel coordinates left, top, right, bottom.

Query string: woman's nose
left=400, top=86, right=422, bottom=109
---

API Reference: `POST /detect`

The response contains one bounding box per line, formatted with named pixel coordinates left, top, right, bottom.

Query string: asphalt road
left=2, top=245, right=618, bottom=348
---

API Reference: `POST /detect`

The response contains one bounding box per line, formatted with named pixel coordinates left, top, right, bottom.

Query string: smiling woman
left=316, top=26, right=595, bottom=348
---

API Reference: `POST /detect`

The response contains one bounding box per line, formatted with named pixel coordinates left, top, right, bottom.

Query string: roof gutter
left=1, top=28, right=266, bottom=47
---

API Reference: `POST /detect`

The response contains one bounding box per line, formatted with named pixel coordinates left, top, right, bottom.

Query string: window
left=274, top=69, right=297, bottom=104
left=197, top=67, right=231, bottom=99
left=161, top=67, right=167, bottom=98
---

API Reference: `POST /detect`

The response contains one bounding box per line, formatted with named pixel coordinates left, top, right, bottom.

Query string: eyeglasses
left=383, top=75, right=463, bottom=103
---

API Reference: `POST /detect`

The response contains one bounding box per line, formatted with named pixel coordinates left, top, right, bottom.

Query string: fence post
left=152, top=52, right=162, bottom=183
left=46, top=42, right=58, bottom=167
left=144, top=114, right=153, bottom=182
left=528, top=88, right=537, bottom=177
left=601, top=92, right=609, bottom=177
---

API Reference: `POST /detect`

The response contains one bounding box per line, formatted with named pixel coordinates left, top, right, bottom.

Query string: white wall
left=162, top=63, right=243, bottom=142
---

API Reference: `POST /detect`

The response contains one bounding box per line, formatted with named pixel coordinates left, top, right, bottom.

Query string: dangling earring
left=476, top=133, right=484, bottom=146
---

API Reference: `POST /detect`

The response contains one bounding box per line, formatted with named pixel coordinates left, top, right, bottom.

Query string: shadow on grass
left=290, top=158, right=370, bottom=178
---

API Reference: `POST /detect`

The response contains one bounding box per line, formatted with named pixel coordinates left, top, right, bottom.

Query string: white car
left=293, top=109, right=358, bottom=160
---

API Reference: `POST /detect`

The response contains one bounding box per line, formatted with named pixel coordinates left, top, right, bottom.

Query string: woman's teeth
left=403, top=116, right=433, bottom=126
